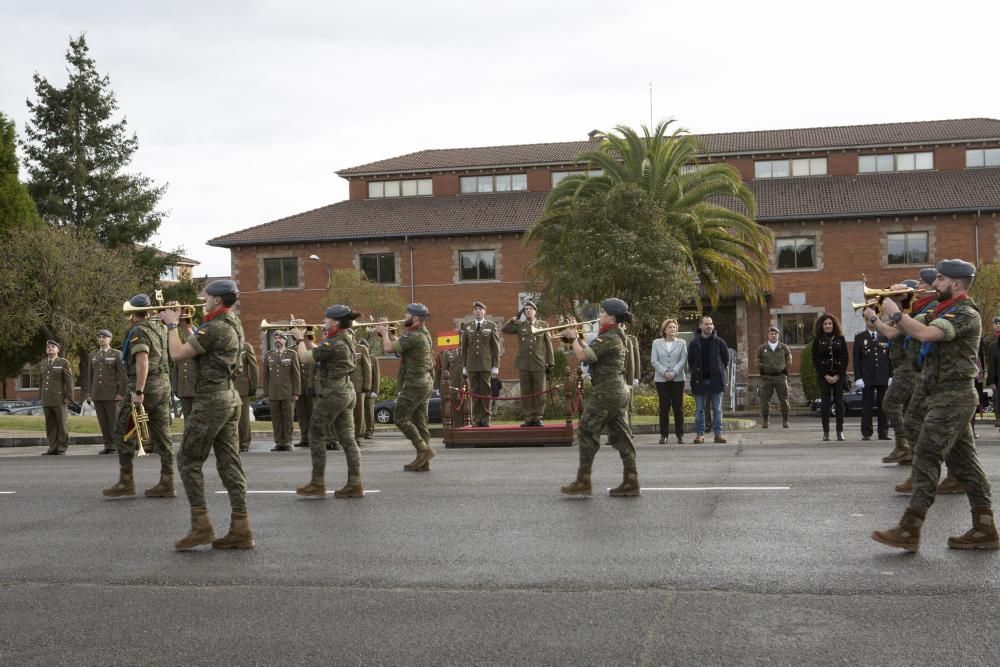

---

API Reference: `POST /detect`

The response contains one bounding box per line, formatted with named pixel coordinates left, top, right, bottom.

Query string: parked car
left=374, top=391, right=443, bottom=425
left=1, top=401, right=83, bottom=417
left=250, top=398, right=271, bottom=421
left=809, top=386, right=868, bottom=417
left=0, top=400, right=31, bottom=414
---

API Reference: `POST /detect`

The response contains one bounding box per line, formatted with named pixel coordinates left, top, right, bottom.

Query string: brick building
left=208, top=118, right=1000, bottom=405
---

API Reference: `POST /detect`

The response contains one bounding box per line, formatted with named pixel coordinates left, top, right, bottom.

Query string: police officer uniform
left=853, top=325, right=892, bottom=440
left=501, top=300, right=554, bottom=427
left=263, top=332, right=301, bottom=451
left=39, top=340, right=75, bottom=455
left=461, top=302, right=500, bottom=426
left=85, top=330, right=126, bottom=454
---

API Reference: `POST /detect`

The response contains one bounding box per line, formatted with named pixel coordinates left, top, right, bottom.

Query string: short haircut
left=660, top=318, right=678, bottom=336
left=220, top=293, right=237, bottom=308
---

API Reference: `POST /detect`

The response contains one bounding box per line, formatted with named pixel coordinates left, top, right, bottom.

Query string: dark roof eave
left=208, top=226, right=534, bottom=249
left=757, top=205, right=1000, bottom=223
left=701, top=137, right=1000, bottom=159
left=335, top=159, right=596, bottom=178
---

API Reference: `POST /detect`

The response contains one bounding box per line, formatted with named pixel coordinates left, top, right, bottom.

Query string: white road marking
left=0, top=491, right=15, bottom=494
left=215, top=490, right=380, bottom=495
left=633, top=486, right=791, bottom=491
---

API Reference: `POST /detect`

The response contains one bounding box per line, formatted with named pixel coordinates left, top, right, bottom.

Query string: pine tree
left=0, top=111, right=40, bottom=234
left=21, top=34, right=167, bottom=248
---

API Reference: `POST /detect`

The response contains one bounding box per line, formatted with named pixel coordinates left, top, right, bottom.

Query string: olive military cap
left=473, top=301, right=486, bottom=310
left=523, top=300, right=538, bottom=310
left=46, top=339, right=61, bottom=350
left=96, top=329, right=112, bottom=338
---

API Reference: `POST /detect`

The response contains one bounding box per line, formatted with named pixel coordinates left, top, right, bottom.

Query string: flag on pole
left=437, top=330, right=460, bottom=350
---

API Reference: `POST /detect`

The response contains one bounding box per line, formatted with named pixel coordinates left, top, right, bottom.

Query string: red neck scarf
left=325, top=326, right=341, bottom=340
left=598, top=323, right=617, bottom=335
left=933, top=292, right=966, bottom=317
left=912, top=294, right=936, bottom=314
left=202, top=306, right=231, bottom=323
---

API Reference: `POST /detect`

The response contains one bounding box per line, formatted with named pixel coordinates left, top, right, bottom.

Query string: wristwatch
left=891, top=312, right=903, bottom=324
left=134, top=389, right=144, bottom=395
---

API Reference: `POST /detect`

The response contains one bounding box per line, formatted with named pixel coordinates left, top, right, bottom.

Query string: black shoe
left=270, top=445, right=292, bottom=452
left=823, top=432, right=830, bottom=442
left=878, top=433, right=891, bottom=440
left=535, top=420, right=544, bottom=427
left=862, top=435, right=871, bottom=441
left=51, top=450, right=65, bottom=455
left=837, top=432, right=845, bottom=441
left=41, top=450, right=56, bottom=455
left=519, top=421, right=533, bottom=428
left=658, top=437, right=667, bottom=444
left=363, top=432, right=373, bottom=439
left=676, top=436, right=684, bottom=444
left=239, top=447, right=249, bottom=453
left=294, top=441, right=309, bottom=448
left=98, top=448, right=115, bottom=455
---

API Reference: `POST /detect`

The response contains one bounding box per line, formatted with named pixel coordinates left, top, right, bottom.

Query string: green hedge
left=800, top=341, right=819, bottom=402
left=633, top=391, right=695, bottom=417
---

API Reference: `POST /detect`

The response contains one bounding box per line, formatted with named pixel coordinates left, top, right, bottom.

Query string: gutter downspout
left=975, top=209, right=981, bottom=266
left=405, top=234, right=415, bottom=303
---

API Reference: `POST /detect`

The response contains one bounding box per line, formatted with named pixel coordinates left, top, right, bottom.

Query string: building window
left=887, top=232, right=929, bottom=265
left=160, top=266, right=179, bottom=282
left=359, top=253, right=396, bottom=283
left=858, top=152, right=934, bottom=173
left=966, top=148, right=1000, bottom=168
left=754, top=158, right=827, bottom=179
left=368, top=178, right=432, bottom=198
left=551, top=169, right=603, bottom=187
left=777, top=313, right=816, bottom=346
left=18, top=365, right=40, bottom=390
left=460, top=174, right=527, bottom=194
left=263, top=257, right=298, bottom=289
left=775, top=237, right=816, bottom=269
left=459, top=250, right=496, bottom=281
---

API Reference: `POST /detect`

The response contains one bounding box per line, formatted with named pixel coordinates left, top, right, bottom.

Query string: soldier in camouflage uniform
left=560, top=298, right=640, bottom=497
left=101, top=295, right=174, bottom=496
left=235, top=340, right=258, bottom=453
left=85, top=329, right=126, bottom=454
left=291, top=305, right=365, bottom=498
left=161, top=280, right=254, bottom=550
left=501, top=300, right=554, bottom=427
left=351, top=337, right=372, bottom=441
left=871, top=260, right=999, bottom=552
left=376, top=303, right=436, bottom=471
left=755, top=326, right=792, bottom=429
left=39, top=340, right=75, bottom=455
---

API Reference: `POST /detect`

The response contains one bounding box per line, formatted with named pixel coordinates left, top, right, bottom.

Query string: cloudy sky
left=2, top=0, right=997, bottom=276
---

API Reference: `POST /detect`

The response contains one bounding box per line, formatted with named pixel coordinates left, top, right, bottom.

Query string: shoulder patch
left=131, top=336, right=140, bottom=343
left=197, top=329, right=207, bottom=335
left=592, top=337, right=604, bottom=345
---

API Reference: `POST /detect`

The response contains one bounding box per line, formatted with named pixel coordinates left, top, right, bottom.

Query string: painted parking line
left=0, top=491, right=15, bottom=494
left=215, top=490, right=381, bottom=495
left=633, top=486, right=790, bottom=491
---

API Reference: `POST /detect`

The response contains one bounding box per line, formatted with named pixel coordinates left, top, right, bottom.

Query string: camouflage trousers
left=309, top=385, right=360, bottom=477
left=907, top=383, right=992, bottom=512
left=577, top=389, right=636, bottom=472
left=395, top=380, right=433, bottom=450
left=882, top=368, right=916, bottom=443
left=113, top=380, right=173, bottom=475
left=177, top=389, right=247, bottom=513
left=758, top=375, right=789, bottom=417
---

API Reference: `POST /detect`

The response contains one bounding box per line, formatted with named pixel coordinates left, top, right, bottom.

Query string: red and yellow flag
left=437, top=330, right=460, bottom=350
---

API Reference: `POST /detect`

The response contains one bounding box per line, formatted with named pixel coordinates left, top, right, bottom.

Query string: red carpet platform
left=442, top=422, right=576, bottom=448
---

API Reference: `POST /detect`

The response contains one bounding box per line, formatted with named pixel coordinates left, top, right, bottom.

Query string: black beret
left=918, top=268, right=938, bottom=285
left=935, top=259, right=975, bottom=280
left=46, top=339, right=61, bottom=349
left=473, top=301, right=486, bottom=310
left=205, top=279, right=238, bottom=297
left=325, top=304, right=360, bottom=321
left=96, top=329, right=112, bottom=338
left=407, top=303, right=430, bottom=318
left=129, top=294, right=151, bottom=308
left=601, top=298, right=629, bottom=317
left=901, top=279, right=919, bottom=289
left=523, top=300, right=538, bottom=310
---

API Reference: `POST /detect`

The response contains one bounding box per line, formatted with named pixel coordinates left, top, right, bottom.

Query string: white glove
left=462, top=367, right=468, bottom=377
left=491, top=367, right=499, bottom=377
left=370, top=392, right=378, bottom=398
left=633, top=379, right=639, bottom=387
left=854, top=378, right=865, bottom=390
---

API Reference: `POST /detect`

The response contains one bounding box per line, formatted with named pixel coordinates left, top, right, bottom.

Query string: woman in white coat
left=651, top=318, right=687, bottom=444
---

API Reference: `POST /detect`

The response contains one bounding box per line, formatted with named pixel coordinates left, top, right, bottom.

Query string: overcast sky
left=2, top=0, right=997, bottom=276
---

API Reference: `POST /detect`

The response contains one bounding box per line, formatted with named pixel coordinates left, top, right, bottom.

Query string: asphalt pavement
left=1, top=417, right=999, bottom=665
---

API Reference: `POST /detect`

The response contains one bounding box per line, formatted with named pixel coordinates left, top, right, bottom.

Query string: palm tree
left=527, top=120, right=772, bottom=307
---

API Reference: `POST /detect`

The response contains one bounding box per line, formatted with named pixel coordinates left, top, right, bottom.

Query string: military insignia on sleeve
left=197, top=329, right=207, bottom=335
left=592, top=337, right=604, bottom=345
left=131, top=336, right=140, bottom=343
left=943, top=314, right=956, bottom=319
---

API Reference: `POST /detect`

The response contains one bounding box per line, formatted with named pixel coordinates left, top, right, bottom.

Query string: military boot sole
left=609, top=487, right=641, bottom=497
left=144, top=487, right=176, bottom=498
left=560, top=484, right=592, bottom=496
left=295, top=484, right=326, bottom=497
left=334, top=485, right=365, bottom=498
left=871, top=530, right=919, bottom=552
left=947, top=536, right=1000, bottom=550
left=212, top=536, right=256, bottom=550
left=102, top=485, right=136, bottom=497
left=894, top=481, right=913, bottom=494
left=175, top=532, right=216, bottom=551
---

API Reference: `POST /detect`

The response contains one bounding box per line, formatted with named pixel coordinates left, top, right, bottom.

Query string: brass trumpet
left=530, top=319, right=600, bottom=337
left=124, top=402, right=149, bottom=457
left=851, top=285, right=935, bottom=312
left=352, top=319, right=404, bottom=332
left=260, top=318, right=324, bottom=331
left=123, top=300, right=204, bottom=320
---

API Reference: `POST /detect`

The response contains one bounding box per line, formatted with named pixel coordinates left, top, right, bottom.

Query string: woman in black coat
left=811, top=313, right=848, bottom=441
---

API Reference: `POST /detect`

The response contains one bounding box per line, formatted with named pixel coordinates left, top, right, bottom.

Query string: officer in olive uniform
left=756, top=325, right=792, bottom=429
left=853, top=318, right=892, bottom=441
left=102, top=294, right=175, bottom=497
left=294, top=330, right=316, bottom=448
left=351, top=337, right=372, bottom=441
left=291, top=305, right=365, bottom=498
left=436, top=346, right=471, bottom=424
left=872, top=260, right=999, bottom=552
left=234, top=340, right=258, bottom=453
left=161, top=280, right=254, bottom=550
left=501, top=300, right=554, bottom=427
left=461, top=302, right=500, bottom=427
left=263, top=331, right=301, bottom=451
left=85, top=329, right=126, bottom=454
left=171, top=318, right=199, bottom=418
left=377, top=304, right=436, bottom=471
left=560, top=298, right=640, bottom=497
left=39, top=340, right=75, bottom=455
left=365, top=344, right=380, bottom=438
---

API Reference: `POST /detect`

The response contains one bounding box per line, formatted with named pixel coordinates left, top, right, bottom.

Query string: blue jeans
left=695, top=392, right=722, bottom=436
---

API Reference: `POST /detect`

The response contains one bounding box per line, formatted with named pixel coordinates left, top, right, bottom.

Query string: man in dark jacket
left=853, top=319, right=892, bottom=440
left=688, top=315, right=730, bottom=444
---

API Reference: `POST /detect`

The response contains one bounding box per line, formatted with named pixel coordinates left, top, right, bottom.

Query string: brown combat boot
left=937, top=474, right=965, bottom=495
left=782, top=415, right=790, bottom=428
left=882, top=442, right=911, bottom=464
left=144, top=473, right=176, bottom=498
left=296, top=474, right=326, bottom=497
left=334, top=471, right=365, bottom=498
left=560, top=468, right=592, bottom=496
left=871, top=508, right=925, bottom=552
left=175, top=507, right=216, bottom=550
left=947, top=507, right=1000, bottom=550
left=897, top=449, right=913, bottom=465
left=609, top=470, right=641, bottom=497
left=403, top=450, right=423, bottom=471
left=761, top=415, right=769, bottom=429
left=102, top=469, right=136, bottom=497
left=406, top=447, right=435, bottom=472
left=212, top=512, right=256, bottom=550
left=894, top=476, right=913, bottom=494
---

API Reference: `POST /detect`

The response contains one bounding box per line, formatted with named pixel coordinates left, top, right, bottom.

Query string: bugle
left=260, top=318, right=323, bottom=331
left=352, top=319, right=404, bottom=332
left=530, top=319, right=600, bottom=337
left=852, top=285, right=935, bottom=313
left=123, top=300, right=204, bottom=320
left=124, top=402, right=149, bottom=457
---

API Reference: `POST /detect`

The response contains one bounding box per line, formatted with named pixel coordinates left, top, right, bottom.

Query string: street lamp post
left=308, top=254, right=332, bottom=289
